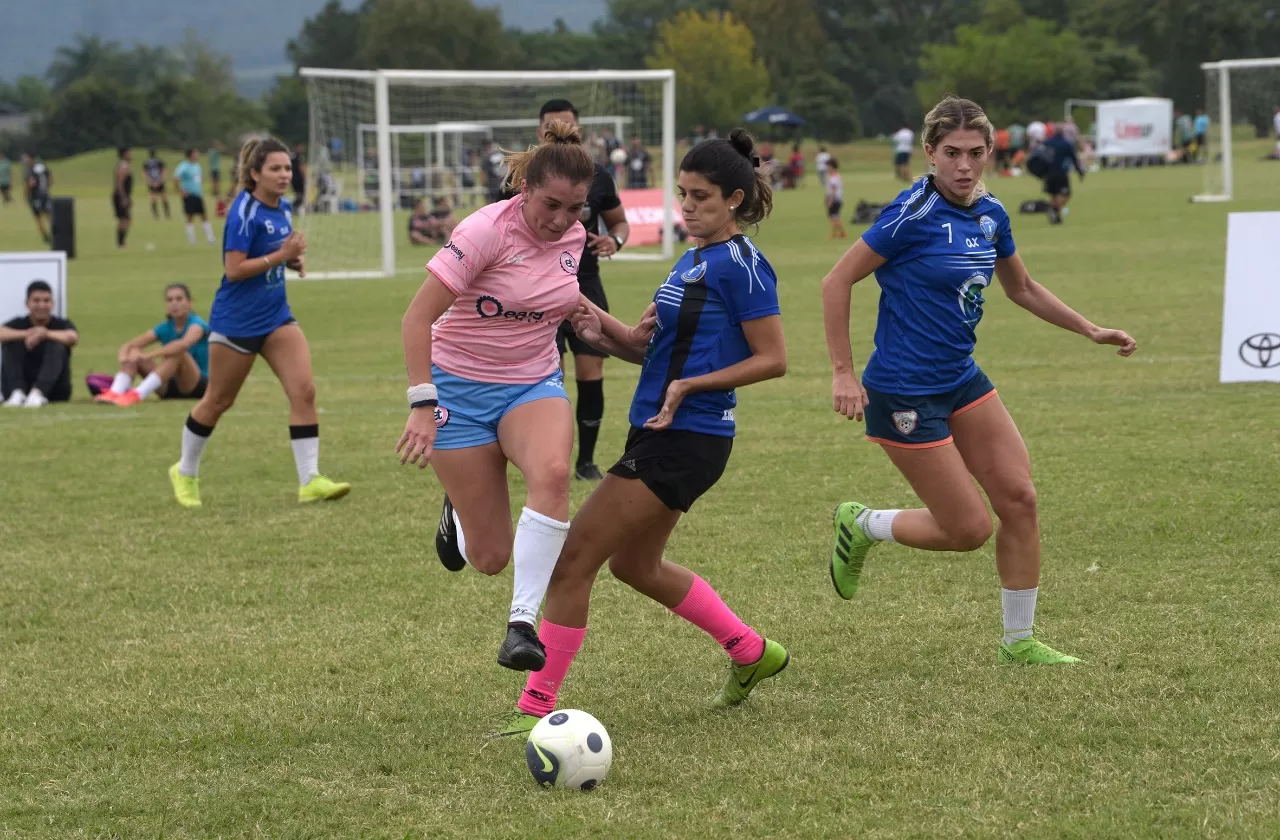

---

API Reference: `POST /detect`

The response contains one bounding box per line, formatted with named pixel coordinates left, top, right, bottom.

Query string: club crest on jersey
left=681, top=262, right=707, bottom=284
left=892, top=410, right=918, bottom=435
left=559, top=251, right=577, bottom=274
left=979, top=215, right=997, bottom=242
left=434, top=406, right=450, bottom=428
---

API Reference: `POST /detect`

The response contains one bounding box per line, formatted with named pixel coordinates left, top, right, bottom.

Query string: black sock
left=185, top=414, right=215, bottom=437
left=117, top=229, right=125, bottom=247
left=575, top=379, right=604, bottom=465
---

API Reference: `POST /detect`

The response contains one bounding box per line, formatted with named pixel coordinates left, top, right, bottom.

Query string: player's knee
left=947, top=515, right=993, bottom=552
left=526, top=459, right=571, bottom=500
left=289, top=380, right=317, bottom=408
left=467, top=545, right=510, bottom=576
left=994, top=482, right=1038, bottom=524
left=203, top=391, right=236, bottom=417
left=606, top=556, right=656, bottom=590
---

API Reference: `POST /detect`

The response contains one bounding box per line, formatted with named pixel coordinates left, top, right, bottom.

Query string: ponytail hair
left=237, top=137, right=290, bottom=193
left=502, top=120, right=595, bottom=193
left=679, top=127, right=773, bottom=228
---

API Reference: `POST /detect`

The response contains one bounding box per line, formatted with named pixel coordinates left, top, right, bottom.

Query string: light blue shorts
left=432, top=364, right=568, bottom=450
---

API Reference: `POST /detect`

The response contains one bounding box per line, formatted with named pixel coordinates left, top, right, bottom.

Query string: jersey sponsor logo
left=474, top=294, right=545, bottom=323
left=958, top=273, right=991, bottom=325
left=559, top=251, right=577, bottom=274
left=505, top=253, right=525, bottom=265
left=434, top=405, right=450, bottom=428
left=445, top=240, right=465, bottom=261
left=979, top=215, right=997, bottom=242
left=892, top=410, right=918, bottom=435
left=680, top=262, right=707, bottom=284
left=721, top=409, right=735, bottom=422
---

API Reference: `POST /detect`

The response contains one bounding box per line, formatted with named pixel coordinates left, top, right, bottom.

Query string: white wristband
left=407, top=383, right=438, bottom=407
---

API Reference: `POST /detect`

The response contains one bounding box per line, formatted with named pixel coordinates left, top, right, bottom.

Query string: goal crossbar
left=1192, top=56, right=1280, bottom=203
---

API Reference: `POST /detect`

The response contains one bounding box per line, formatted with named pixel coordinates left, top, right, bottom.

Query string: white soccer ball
left=525, top=709, right=612, bottom=791
left=609, top=148, right=628, bottom=166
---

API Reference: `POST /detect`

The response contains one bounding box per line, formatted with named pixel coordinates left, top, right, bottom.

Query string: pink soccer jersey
left=427, top=196, right=587, bottom=384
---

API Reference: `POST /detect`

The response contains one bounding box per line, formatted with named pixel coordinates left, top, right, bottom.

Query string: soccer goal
left=1193, top=57, right=1280, bottom=203
left=299, top=68, right=677, bottom=279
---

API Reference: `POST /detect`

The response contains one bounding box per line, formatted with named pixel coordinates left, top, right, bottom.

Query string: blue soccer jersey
left=629, top=235, right=781, bottom=437
left=153, top=313, right=210, bottom=376
left=209, top=192, right=295, bottom=337
left=860, top=177, right=1016, bottom=394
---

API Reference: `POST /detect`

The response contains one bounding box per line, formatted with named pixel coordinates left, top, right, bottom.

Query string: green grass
left=2, top=140, right=1279, bottom=839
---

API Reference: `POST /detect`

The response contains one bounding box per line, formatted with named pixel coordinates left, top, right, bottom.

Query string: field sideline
left=1, top=140, right=1278, bottom=838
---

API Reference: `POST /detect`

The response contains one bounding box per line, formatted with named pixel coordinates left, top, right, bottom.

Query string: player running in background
left=491, top=129, right=790, bottom=739
left=168, top=138, right=350, bottom=509
left=22, top=153, right=52, bottom=244
left=824, top=157, right=847, bottom=239
left=820, top=96, right=1136, bottom=665
left=96, top=283, right=210, bottom=407
left=892, top=125, right=914, bottom=182
left=112, top=147, right=133, bottom=250
left=1028, top=131, right=1085, bottom=224
left=143, top=149, right=170, bottom=220
left=174, top=148, right=216, bottom=245
left=397, top=121, right=593, bottom=672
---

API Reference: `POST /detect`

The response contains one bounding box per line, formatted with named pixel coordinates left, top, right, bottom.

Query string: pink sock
left=517, top=620, right=586, bottom=717
left=669, top=575, right=765, bottom=665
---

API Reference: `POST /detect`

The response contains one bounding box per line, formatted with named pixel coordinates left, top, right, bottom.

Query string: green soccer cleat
left=486, top=709, right=541, bottom=741
left=998, top=637, right=1083, bottom=665
left=713, top=639, right=790, bottom=708
left=169, top=462, right=202, bottom=509
left=299, top=475, right=352, bottom=504
left=831, top=502, right=875, bottom=600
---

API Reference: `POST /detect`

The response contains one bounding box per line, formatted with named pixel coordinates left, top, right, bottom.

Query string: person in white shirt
left=1027, top=119, right=1048, bottom=150
left=815, top=145, right=832, bottom=189
left=825, top=157, right=847, bottom=239
left=892, top=126, right=914, bottom=182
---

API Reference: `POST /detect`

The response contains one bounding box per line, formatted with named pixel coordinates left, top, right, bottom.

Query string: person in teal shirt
left=173, top=148, right=215, bottom=244
left=1193, top=109, right=1210, bottom=163
left=0, top=152, right=11, bottom=204
left=95, top=283, right=210, bottom=406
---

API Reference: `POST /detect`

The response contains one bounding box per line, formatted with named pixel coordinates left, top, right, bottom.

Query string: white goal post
left=1193, top=57, right=1280, bottom=203
left=299, top=68, right=677, bottom=279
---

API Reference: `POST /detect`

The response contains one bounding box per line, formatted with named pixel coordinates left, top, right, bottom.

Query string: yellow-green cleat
left=713, top=639, right=790, bottom=708
left=299, top=475, right=351, bottom=504
left=486, top=709, right=541, bottom=741
left=169, top=462, right=202, bottom=509
left=831, top=501, right=875, bottom=600
left=998, top=636, right=1082, bottom=665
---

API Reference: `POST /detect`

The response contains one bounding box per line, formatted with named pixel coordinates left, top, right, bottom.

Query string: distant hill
left=1, top=0, right=607, bottom=90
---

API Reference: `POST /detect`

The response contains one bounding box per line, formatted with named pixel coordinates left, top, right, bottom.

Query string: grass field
left=1, top=140, right=1279, bottom=839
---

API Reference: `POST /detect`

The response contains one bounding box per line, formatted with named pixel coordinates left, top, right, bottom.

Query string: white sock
left=185, top=223, right=196, bottom=244
left=857, top=508, right=900, bottom=542
left=290, top=432, right=319, bottom=485
left=180, top=423, right=211, bottom=477
left=452, top=508, right=471, bottom=566
left=1001, top=587, right=1038, bottom=644
left=110, top=372, right=133, bottom=394
left=509, top=507, right=570, bottom=626
left=203, top=221, right=215, bottom=243
left=134, top=372, right=164, bottom=399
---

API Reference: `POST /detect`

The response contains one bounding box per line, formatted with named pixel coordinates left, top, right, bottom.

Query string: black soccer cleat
left=574, top=462, right=605, bottom=481
left=497, top=622, right=547, bottom=672
left=435, top=494, right=466, bottom=572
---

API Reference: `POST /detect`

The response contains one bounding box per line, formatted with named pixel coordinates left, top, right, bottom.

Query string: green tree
left=266, top=77, right=311, bottom=146
left=646, top=10, right=770, bottom=134
left=357, top=0, right=509, bottom=70
left=46, top=35, right=127, bottom=92
left=31, top=77, right=159, bottom=157
left=0, top=76, right=51, bottom=112
left=287, top=0, right=368, bottom=70
left=593, top=0, right=730, bottom=69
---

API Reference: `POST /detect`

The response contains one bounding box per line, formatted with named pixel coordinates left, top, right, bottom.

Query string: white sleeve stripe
left=727, top=240, right=768, bottom=293
left=236, top=196, right=251, bottom=236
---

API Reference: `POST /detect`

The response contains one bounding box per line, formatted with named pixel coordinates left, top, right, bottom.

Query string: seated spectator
left=1, top=280, right=77, bottom=408
left=408, top=197, right=458, bottom=245
left=95, top=283, right=209, bottom=407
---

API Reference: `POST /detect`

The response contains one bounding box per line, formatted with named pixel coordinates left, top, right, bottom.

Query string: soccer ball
left=609, top=148, right=628, bottom=166
left=525, top=709, right=612, bottom=791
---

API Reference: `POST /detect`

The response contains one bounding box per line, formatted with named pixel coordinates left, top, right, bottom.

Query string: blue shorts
left=864, top=369, right=997, bottom=449
left=432, top=365, right=568, bottom=450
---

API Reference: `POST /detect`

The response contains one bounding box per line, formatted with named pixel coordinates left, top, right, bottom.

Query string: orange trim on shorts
left=950, top=388, right=998, bottom=418
left=866, top=435, right=955, bottom=450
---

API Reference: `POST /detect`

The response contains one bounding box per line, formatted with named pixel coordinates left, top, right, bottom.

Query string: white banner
left=1221, top=212, right=1280, bottom=383
left=1095, top=97, right=1173, bottom=158
left=0, top=251, right=68, bottom=382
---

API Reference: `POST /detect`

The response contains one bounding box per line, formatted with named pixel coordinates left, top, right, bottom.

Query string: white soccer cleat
left=22, top=390, right=47, bottom=408
left=3, top=389, right=26, bottom=407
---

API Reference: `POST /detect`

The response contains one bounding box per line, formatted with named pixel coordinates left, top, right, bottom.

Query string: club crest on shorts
left=434, top=406, right=450, bottom=428
left=681, top=262, right=707, bottom=284
left=979, top=215, right=997, bottom=242
left=892, top=410, right=918, bottom=435
left=559, top=251, right=577, bottom=274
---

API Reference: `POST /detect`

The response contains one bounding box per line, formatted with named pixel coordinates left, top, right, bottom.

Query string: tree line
left=4, top=0, right=1279, bottom=158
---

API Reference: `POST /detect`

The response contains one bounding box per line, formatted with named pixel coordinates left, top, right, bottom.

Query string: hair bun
left=542, top=119, right=583, bottom=146
left=728, top=127, right=755, bottom=160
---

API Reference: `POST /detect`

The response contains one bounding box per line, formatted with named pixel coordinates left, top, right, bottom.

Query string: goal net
left=1194, top=57, right=1280, bottom=203
left=299, top=69, right=677, bottom=278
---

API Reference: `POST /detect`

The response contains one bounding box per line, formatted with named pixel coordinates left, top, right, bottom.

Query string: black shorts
left=557, top=275, right=609, bottom=358
left=1042, top=171, right=1071, bottom=197
left=893, top=151, right=911, bottom=166
left=208, top=319, right=297, bottom=355
left=29, top=194, right=50, bottom=216
left=608, top=426, right=733, bottom=512
left=113, top=194, right=131, bottom=221
left=827, top=199, right=843, bottom=219
left=148, top=182, right=165, bottom=195
left=1, top=184, right=10, bottom=199
left=183, top=195, right=207, bottom=217
left=161, top=375, right=208, bottom=400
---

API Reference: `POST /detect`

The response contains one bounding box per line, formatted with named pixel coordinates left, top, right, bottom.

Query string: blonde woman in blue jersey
left=489, top=129, right=790, bottom=740
left=821, top=96, right=1136, bottom=664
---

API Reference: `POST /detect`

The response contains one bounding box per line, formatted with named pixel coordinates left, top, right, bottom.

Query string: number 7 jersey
left=860, top=176, right=1016, bottom=395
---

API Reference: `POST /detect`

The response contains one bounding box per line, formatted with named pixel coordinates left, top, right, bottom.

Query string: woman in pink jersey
left=397, top=121, right=629, bottom=673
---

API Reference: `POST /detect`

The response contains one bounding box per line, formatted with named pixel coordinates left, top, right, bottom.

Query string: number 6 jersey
left=209, top=191, right=296, bottom=337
